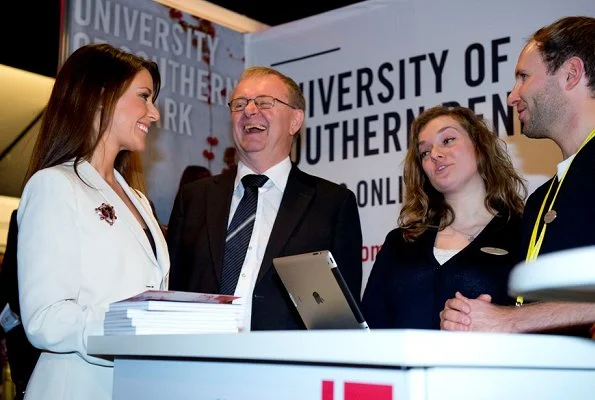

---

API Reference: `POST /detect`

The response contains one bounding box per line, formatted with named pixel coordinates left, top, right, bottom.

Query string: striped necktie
left=219, top=174, right=269, bottom=295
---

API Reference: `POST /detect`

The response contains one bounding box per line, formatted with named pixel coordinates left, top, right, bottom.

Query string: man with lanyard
left=439, top=16, right=595, bottom=336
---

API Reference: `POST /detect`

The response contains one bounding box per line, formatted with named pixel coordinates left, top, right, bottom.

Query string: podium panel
left=89, top=330, right=595, bottom=400
left=112, top=358, right=595, bottom=400
left=114, top=359, right=411, bottom=399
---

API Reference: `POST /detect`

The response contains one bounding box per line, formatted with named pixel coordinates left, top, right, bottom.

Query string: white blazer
left=17, top=161, right=169, bottom=400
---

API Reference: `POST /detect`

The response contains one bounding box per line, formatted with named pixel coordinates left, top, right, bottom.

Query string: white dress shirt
left=229, top=157, right=291, bottom=331
left=556, top=154, right=574, bottom=180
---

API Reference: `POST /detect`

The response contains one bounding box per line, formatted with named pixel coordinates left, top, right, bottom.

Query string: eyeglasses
left=228, top=95, right=297, bottom=112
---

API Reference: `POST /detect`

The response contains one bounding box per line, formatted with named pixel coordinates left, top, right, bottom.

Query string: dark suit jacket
left=167, top=164, right=363, bottom=330
left=520, top=137, right=595, bottom=258
left=518, top=138, right=595, bottom=337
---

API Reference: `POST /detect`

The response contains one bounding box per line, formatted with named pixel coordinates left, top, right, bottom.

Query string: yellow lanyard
left=517, top=128, right=595, bottom=306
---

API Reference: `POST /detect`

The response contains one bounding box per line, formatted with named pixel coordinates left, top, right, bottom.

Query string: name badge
left=544, top=210, right=557, bottom=224
left=480, top=247, right=509, bottom=256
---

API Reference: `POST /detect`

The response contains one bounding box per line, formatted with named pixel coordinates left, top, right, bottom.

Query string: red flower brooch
left=95, top=203, right=117, bottom=226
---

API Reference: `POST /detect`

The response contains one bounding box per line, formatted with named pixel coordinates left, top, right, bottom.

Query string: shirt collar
left=556, top=154, right=575, bottom=181
left=235, top=157, right=292, bottom=192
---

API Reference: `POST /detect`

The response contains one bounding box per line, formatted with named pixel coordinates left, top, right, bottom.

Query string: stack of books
left=104, top=290, right=243, bottom=335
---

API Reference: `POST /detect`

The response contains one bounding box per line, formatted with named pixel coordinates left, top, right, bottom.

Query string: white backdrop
left=245, top=0, right=595, bottom=292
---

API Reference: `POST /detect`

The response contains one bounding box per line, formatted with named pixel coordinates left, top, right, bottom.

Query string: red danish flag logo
left=322, top=380, right=393, bottom=400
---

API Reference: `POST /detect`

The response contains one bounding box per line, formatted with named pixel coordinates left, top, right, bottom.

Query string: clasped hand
left=440, top=291, right=512, bottom=332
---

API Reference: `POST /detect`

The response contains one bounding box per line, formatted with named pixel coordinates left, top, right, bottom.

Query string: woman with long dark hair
left=17, top=43, right=169, bottom=400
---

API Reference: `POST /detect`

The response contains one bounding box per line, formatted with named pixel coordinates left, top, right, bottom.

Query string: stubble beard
left=521, top=77, right=567, bottom=140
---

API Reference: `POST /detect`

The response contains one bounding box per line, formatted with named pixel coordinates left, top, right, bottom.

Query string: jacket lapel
left=115, top=172, right=168, bottom=286
left=77, top=162, right=160, bottom=271
left=257, top=166, right=314, bottom=282
left=207, top=172, right=235, bottom=284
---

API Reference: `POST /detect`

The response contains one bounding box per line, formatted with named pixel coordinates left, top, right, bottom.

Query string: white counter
left=509, top=245, right=595, bottom=302
left=89, top=329, right=595, bottom=399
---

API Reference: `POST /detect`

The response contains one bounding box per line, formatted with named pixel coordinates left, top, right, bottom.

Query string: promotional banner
left=245, top=0, right=595, bottom=290
left=63, top=0, right=245, bottom=223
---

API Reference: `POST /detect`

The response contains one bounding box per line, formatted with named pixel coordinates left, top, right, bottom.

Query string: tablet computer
left=273, top=250, right=369, bottom=330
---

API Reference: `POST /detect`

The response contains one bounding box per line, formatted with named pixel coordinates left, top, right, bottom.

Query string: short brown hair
left=531, top=16, right=595, bottom=96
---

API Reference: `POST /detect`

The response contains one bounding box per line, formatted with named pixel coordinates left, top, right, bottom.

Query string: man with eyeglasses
left=167, top=66, right=363, bottom=331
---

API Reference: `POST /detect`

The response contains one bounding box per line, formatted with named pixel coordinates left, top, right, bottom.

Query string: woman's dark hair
left=25, top=43, right=161, bottom=191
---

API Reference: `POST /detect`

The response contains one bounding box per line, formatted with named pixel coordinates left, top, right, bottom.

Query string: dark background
left=1, top=1, right=363, bottom=78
